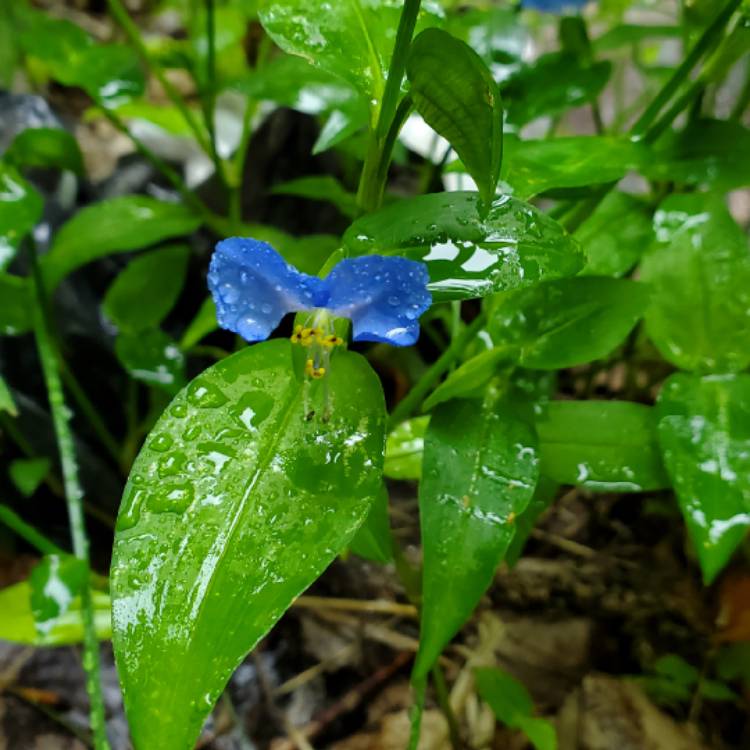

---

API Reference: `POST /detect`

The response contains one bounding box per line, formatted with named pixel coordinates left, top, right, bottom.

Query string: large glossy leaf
left=640, top=194, right=750, bottom=373
left=258, top=0, right=443, bottom=121
left=111, top=340, right=386, bottom=750
left=343, top=192, right=583, bottom=301
left=501, top=136, right=644, bottom=200
left=407, top=28, right=502, bottom=206
left=413, top=389, right=539, bottom=679
left=536, top=401, right=669, bottom=492
left=42, top=196, right=201, bottom=291
left=103, top=245, right=190, bottom=332
left=0, top=580, right=111, bottom=646
left=576, top=192, right=654, bottom=277
left=0, top=162, right=43, bottom=270
left=656, top=373, right=750, bottom=584
left=0, top=273, right=31, bottom=336
left=349, top=485, right=393, bottom=563
left=487, top=277, right=650, bottom=370
left=5, top=127, right=84, bottom=175
left=500, top=52, right=611, bottom=127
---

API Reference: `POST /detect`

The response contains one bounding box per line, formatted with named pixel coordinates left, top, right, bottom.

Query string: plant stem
left=357, top=0, right=422, bottom=213
left=431, top=664, right=462, bottom=750
left=29, top=249, right=111, bottom=750
left=387, top=312, right=486, bottom=430
left=730, top=60, right=750, bottom=120
left=106, top=0, right=213, bottom=158
left=630, top=0, right=742, bottom=137
left=0, top=503, right=65, bottom=555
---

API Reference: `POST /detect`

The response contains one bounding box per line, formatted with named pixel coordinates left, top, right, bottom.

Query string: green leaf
left=644, top=120, right=750, bottom=192
left=0, top=2, right=21, bottom=88
left=0, top=579, right=111, bottom=646
left=593, top=24, right=681, bottom=52
left=258, top=0, right=443, bottom=121
left=501, top=136, right=644, bottom=201
left=180, top=297, right=218, bottom=351
left=272, top=175, right=359, bottom=219
left=0, top=376, right=18, bottom=416
left=101, top=101, right=196, bottom=137
left=500, top=52, right=611, bottom=126
left=115, top=330, right=186, bottom=395
left=103, top=245, right=190, bottom=333
left=577, top=192, right=654, bottom=277
left=5, top=127, right=84, bottom=175
left=413, top=390, right=538, bottom=679
left=0, top=162, right=43, bottom=271
left=111, top=340, right=386, bottom=750
left=446, top=6, right=525, bottom=66
left=384, top=416, right=428, bottom=481
left=29, top=554, right=88, bottom=638
left=349, top=484, right=393, bottom=563
left=19, top=11, right=144, bottom=108
left=505, top=476, right=559, bottom=567
left=407, top=28, right=502, bottom=206
left=42, top=196, right=201, bottom=291
left=0, top=273, right=32, bottom=336
left=423, top=347, right=512, bottom=411
left=487, top=277, right=650, bottom=370
left=536, top=401, right=669, bottom=492
left=344, top=192, right=583, bottom=301
left=475, top=667, right=557, bottom=750
left=640, top=194, right=750, bottom=373
left=9, top=457, right=51, bottom=498
left=656, top=373, right=750, bottom=584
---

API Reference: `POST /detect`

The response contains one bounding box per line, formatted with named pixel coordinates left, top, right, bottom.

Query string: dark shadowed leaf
left=349, top=484, right=393, bottom=563
left=5, top=127, right=84, bottom=175
left=115, top=330, right=186, bottom=395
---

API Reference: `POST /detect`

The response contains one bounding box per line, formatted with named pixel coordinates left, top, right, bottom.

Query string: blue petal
left=325, top=256, right=432, bottom=346
left=522, top=0, right=588, bottom=11
left=208, top=238, right=326, bottom=342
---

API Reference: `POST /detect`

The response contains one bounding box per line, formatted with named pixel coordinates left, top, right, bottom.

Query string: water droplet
left=150, top=482, right=194, bottom=514
left=158, top=451, right=187, bottom=478
left=149, top=433, right=173, bottom=452
left=170, top=402, right=188, bottom=418
left=117, top=485, right=148, bottom=531
left=230, top=390, right=274, bottom=431
left=261, top=303, right=272, bottom=314
left=187, top=378, right=228, bottom=409
left=388, top=295, right=400, bottom=306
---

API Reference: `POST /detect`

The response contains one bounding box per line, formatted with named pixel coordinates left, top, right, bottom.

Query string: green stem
left=730, top=60, right=750, bottom=120
left=357, top=0, right=422, bottom=213
left=29, top=250, right=111, bottom=750
left=387, top=312, right=486, bottom=431
left=630, top=0, right=742, bottom=137
left=431, top=664, right=462, bottom=750
left=106, top=0, right=213, bottom=158
left=0, top=503, right=65, bottom=555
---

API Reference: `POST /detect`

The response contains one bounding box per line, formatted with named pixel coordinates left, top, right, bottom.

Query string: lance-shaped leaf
left=0, top=162, right=43, bottom=271
left=111, top=340, right=386, bottom=750
left=344, top=192, right=583, bottom=301
left=413, top=388, right=539, bottom=679
left=0, top=273, right=31, bottom=336
left=407, top=28, right=502, bottom=205
left=656, top=373, right=750, bottom=584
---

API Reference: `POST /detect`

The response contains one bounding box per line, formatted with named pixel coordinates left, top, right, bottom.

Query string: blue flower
left=522, top=0, right=588, bottom=12
left=208, top=238, right=432, bottom=360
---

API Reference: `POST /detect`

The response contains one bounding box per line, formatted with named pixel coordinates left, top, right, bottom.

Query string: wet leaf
left=536, top=401, right=669, bottom=492
left=344, top=192, right=583, bottom=301
left=9, top=457, right=51, bottom=498
left=5, top=127, right=84, bottom=175
left=115, top=330, right=186, bottom=395
left=407, top=28, right=503, bottom=206
left=505, top=476, right=559, bottom=567
left=641, top=194, right=750, bottom=373
left=103, top=244, right=190, bottom=333
left=656, top=373, right=750, bottom=584
left=349, top=484, right=393, bottom=563
left=258, top=0, right=443, bottom=121
left=577, top=192, right=654, bottom=277
left=111, top=340, right=386, bottom=750
left=487, top=277, right=650, bottom=369
left=0, top=579, right=111, bottom=646
left=500, top=52, right=611, bottom=126
left=42, top=196, right=201, bottom=291
left=0, top=162, right=43, bottom=271
left=29, top=554, right=88, bottom=638
left=413, top=389, right=538, bottom=679
left=502, top=136, right=644, bottom=201
left=384, top=416, right=429, bottom=480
